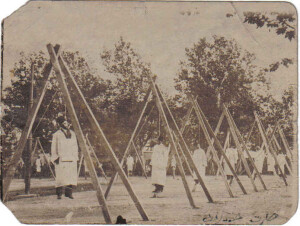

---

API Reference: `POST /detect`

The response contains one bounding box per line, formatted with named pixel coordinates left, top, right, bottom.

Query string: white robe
left=51, top=129, right=79, bottom=187
left=224, top=148, right=238, bottom=176
left=253, top=149, right=265, bottom=173
left=151, top=144, right=169, bottom=186
left=267, top=154, right=276, bottom=173
left=171, top=155, right=176, bottom=168
left=36, top=158, right=42, bottom=173
left=192, top=148, right=207, bottom=178
left=127, top=156, right=134, bottom=172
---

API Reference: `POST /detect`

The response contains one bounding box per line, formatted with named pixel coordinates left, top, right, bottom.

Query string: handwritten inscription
left=249, top=213, right=279, bottom=224
left=196, top=212, right=278, bottom=224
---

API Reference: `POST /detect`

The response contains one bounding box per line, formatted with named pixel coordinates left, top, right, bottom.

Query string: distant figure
left=170, top=154, right=177, bottom=179
left=51, top=116, right=79, bottom=199
left=224, top=146, right=238, bottom=185
left=150, top=136, right=170, bottom=196
left=126, top=154, right=134, bottom=176
left=35, top=156, right=42, bottom=179
left=192, top=144, right=207, bottom=192
left=16, top=159, right=24, bottom=179
left=266, top=152, right=276, bottom=175
left=252, top=147, right=265, bottom=180
left=277, top=151, right=286, bottom=177
left=84, top=159, right=89, bottom=180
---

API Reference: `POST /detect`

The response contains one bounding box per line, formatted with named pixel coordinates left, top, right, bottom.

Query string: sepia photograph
left=0, top=0, right=298, bottom=224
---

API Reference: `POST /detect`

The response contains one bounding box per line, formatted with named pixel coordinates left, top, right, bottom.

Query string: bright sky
left=2, top=1, right=297, bottom=100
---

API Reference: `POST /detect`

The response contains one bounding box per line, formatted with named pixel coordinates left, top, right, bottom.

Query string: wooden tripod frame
left=190, top=98, right=248, bottom=195
left=106, top=77, right=215, bottom=208
left=254, top=112, right=288, bottom=186
left=2, top=44, right=149, bottom=223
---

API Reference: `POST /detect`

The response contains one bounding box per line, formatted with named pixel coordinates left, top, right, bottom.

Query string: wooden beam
left=216, top=130, right=230, bottom=175
left=150, top=80, right=197, bottom=208
left=278, top=125, right=293, bottom=160
left=153, top=83, right=213, bottom=203
left=266, top=126, right=293, bottom=173
left=226, top=107, right=267, bottom=191
left=191, top=99, right=234, bottom=198
left=223, top=106, right=258, bottom=192
left=245, top=120, right=256, bottom=145
left=254, top=112, right=288, bottom=186
left=175, top=136, right=194, bottom=177
left=86, top=135, right=108, bottom=181
left=54, top=47, right=149, bottom=221
left=176, top=105, right=195, bottom=177
left=104, top=88, right=152, bottom=199
left=193, top=101, right=247, bottom=195
left=2, top=45, right=61, bottom=202
left=78, top=154, right=84, bottom=178
left=37, top=138, right=56, bottom=179
left=206, top=111, right=225, bottom=158
left=47, top=44, right=112, bottom=223
left=30, top=139, right=39, bottom=165
left=132, top=141, right=148, bottom=178
left=263, top=123, right=293, bottom=175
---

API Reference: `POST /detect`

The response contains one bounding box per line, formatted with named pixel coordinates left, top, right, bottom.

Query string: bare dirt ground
left=4, top=175, right=297, bottom=224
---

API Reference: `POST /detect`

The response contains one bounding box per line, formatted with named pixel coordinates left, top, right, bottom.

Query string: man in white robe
left=192, top=144, right=207, bottom=192
left=224, top=146, right=238, bottom=185
left=277, top=151, right=286, bottom=177
left=253, top=147, right=265, bottom=180
left=170, top=154, right=177, bottom=179
left=84, top=159, right=89, bottom=180
left=35, top=156, right=42, bottom=179
left=150, top=136, right=170, bottom=195
left=51, top=116, right=79, bottom=199
left=266, top=152, right=276, bottom=175
left=126, top=155, right=134, bottom=176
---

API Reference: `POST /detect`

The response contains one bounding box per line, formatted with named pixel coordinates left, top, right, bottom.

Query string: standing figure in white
left=253, top=147, right=265, bottom=180
left=51, top=116, right=79, bottom=199
left=126, top=154, right=134, bottom=176
left=150, top=136, right=170, bottom=197
left=192, top=143, right=207, bottom=192
left=224, top=145, right=238, bottom=185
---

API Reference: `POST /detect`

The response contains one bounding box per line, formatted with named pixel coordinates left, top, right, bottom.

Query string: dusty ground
left=4, top=175, right=298, bottom=224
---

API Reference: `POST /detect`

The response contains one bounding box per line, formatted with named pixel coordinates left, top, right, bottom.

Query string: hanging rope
left=158, top=111, right=161, bottom=137
left=133, top=105, right=155, bottom=144
left=64, top=103, right=67, bottom=116
left=32, top=90, right=58, bottom=135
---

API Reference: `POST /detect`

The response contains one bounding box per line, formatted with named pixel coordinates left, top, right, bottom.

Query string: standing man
left=224, top=145, right=238, bottom=185
left=266, top=151, right=276, bottom=175
left=126, top=154, right=134, bottom=176
left=192, top=143, right=207, bottom=192
left=253, top=147, right=265, bottom=180
left=170, top=154, right=177, bottom=179
left=277, top=151, right=286, bottom=178
left=51, top=116, right=79, bottom=199
left=35, top=155, right=42, bottom=179
left=84, top=159, right=89, bottom=180
left=150, top=136, right=170, bottom=196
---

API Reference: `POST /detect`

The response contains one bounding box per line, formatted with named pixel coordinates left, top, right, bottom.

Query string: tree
left=1, top=50, right=107, bottom=163
left=99, top=37, right=155, bottom=158
left=174, top=36, right=264, bottom=142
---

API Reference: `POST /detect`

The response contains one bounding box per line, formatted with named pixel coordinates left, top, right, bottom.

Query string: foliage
left=174, top=36, right=263, bottom=144
left=1, top=51, right=106, bottom=161
left=243, top=12, right=296, bottom=41
left=98, top=37, right=154, bottom=158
